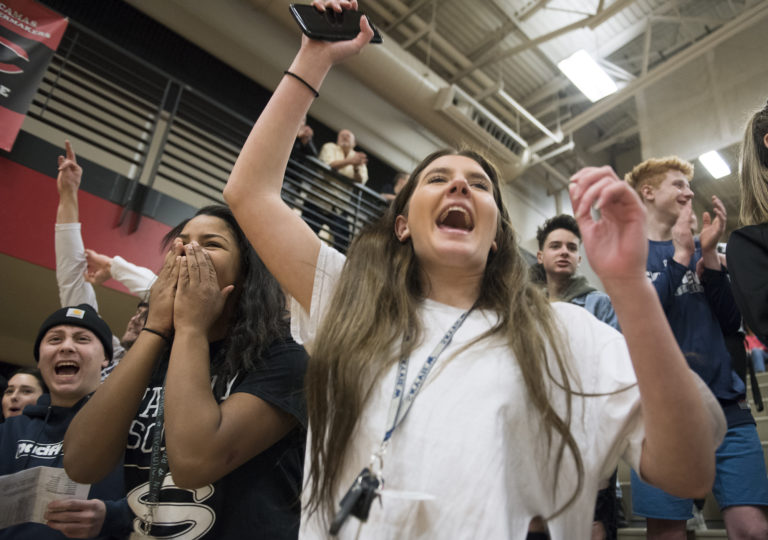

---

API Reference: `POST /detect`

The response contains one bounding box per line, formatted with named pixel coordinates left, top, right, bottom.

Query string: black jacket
left=727, top=223, right=768, bottom=346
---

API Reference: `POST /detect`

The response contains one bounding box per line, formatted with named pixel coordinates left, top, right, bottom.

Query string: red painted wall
left=0, top=157, right=169, bottom=294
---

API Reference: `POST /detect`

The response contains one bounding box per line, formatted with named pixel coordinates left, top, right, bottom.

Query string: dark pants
left=594, top=469, right=619, bottom=540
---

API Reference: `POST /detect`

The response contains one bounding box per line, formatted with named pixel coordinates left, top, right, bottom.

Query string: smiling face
left=177, top=214, right=242, bottom=291
left=642, top=169, right=694, bottom=224
left=37, top=325, right=106, bottom=407
left=537, top=228, right=581, bottom=281
left=2, top=373, right=44, bottom=418
left=395, top=154, right=499, bottom=278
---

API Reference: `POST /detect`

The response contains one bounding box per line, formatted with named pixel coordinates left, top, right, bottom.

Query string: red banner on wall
left=0, top=0, right=68, bottom=151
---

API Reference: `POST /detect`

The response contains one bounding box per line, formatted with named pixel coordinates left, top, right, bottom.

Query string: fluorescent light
left=698, top=150, right=731, bottom=179
left=558, top=50, right=618, bottom=102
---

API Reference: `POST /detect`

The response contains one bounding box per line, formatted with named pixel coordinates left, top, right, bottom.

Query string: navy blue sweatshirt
left=0, top=394, right=132, bottom=539
left=647, top=240, right=751, bottom=426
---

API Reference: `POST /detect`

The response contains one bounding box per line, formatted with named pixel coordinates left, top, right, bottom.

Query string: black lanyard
left=141, top=378, right=168, bottom=535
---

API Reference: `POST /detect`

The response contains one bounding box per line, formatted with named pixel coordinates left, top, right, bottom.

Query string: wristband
left=283, top=70, right=320, bottom=98
left=141, top=327, right=171, bottom=345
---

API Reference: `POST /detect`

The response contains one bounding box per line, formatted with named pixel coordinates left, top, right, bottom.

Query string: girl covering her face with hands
left=64, top=205, right=308, bottom=539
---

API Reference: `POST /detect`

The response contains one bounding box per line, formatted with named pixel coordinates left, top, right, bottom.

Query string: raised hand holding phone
left=290, top=2, right=382, bottom=43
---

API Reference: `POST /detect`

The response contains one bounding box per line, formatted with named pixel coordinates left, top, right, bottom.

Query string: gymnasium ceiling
left=127, top=0, right=767, bottom=235
left=347, top=0, right=766, bottom=233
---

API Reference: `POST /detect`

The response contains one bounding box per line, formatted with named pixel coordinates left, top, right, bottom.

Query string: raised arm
left=570, top=166, right=724, bottom=498
left=85, top=248, right=157, bottom=301
left=54, top=140, right=100, bottom=310
left=163, top=243, right=298, bottom=488
left=223, top=0, right=373, bottom=311
left=64, top=244, right=181, bottom=483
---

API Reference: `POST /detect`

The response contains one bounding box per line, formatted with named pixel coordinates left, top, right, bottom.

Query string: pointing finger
left=65, top=140, right=76, bottom=162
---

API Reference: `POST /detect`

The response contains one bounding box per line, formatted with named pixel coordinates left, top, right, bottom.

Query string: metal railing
left=24, top=21, right=388, bottom=252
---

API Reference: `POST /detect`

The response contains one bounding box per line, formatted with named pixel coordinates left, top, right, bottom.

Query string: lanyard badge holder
left=329, top=309, right=472, bottom=536
left=141, top=380, right=168, bottom=536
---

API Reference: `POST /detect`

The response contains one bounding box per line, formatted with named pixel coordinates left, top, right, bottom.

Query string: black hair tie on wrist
left=284, top=70, right=319, bottom=98
left=142, top=327, right=171, bottom=345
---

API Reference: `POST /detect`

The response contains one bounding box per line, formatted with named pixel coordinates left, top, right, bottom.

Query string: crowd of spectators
left=2, top=2, right=768, bottom=540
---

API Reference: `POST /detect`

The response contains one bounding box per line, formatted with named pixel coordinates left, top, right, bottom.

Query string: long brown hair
left=739, top=102, right=768, bottom=226
left=304, top=149, right=583, bottom=524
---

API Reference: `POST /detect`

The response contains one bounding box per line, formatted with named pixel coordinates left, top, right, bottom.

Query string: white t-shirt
left=290, top=244, right=721, bottom=540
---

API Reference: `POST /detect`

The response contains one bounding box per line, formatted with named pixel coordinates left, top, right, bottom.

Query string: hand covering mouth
left=437, top=206, right=474, bottom=231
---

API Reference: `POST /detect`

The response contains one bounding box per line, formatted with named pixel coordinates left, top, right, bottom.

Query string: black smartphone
left=289, top=4, right=383, bottom=44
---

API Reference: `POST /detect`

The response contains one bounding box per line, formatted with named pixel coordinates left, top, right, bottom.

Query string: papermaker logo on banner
left=0, top=0, right=68, bottom=151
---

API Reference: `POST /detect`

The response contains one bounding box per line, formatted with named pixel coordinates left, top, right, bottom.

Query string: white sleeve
left=318, top=142, right=339, bottom=168
left=55, top=223, right=98, bottom=310
left=111, top=256, right=157, bottom=302
left=289, top=243, right=346, bottom=350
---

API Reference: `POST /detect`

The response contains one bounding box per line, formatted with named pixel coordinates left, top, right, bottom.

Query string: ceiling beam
left=518, top=0, right=550, bottom=22
left=450, top=0, right=636, bottom=84
left=385, top=0, right=434, bottom=33
left=560, top=0, right=768, bottom=134
left=587, top=125, right=639, bottom=153
left=466, top=18, right=520, bottom=62
left=595, top=0, right=679, bottom=58
left=400, top=22, right=433, bottom=50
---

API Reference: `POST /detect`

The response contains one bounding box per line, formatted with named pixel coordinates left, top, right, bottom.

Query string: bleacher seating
left=618, top=369, right=768, bottom=539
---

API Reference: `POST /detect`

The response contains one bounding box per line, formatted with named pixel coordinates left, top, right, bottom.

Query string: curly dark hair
left=536, top=214, right=581, bottom=250
left=162, top=205, right=288, bottom=397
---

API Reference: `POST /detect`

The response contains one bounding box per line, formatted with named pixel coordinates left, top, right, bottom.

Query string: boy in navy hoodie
left=624, top=157, right=768, bottom=539
left=0, top=304, right=131, bottom=539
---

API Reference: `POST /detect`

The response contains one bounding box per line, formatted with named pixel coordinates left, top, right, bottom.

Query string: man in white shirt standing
left=319, top=129, right=368, bottom=184
left=305, top=129, right=369, bottom=249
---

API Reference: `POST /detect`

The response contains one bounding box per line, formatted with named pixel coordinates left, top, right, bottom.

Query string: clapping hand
left=699, top=195, right=726, bottom=254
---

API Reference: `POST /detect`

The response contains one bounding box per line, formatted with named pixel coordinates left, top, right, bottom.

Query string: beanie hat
left=34, top=304, right=113, bottom=362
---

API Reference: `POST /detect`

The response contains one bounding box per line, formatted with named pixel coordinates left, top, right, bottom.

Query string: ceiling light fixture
left=698, top=150, right=731, bottom=179
left=558, top=50, right=618, bottom=103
